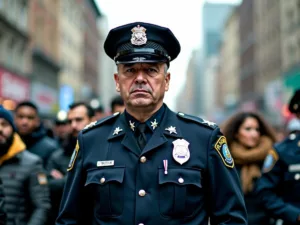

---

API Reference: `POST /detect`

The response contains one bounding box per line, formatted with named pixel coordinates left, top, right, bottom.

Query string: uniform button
left=178, top=177, right=184, bottom=184
left=100, top=177, right=105, bottom=184
left=139, top=189, right=146, bottom=197
left=140, top=156, right=147, bottom=163
left=295, top=174, right=300, bottom=180
left=138, top=223, right=144, bottom=225
left=290, top=133, right=296, bottom=140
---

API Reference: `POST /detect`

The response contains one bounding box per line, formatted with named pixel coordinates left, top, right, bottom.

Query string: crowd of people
left=0, top=95, right=124, bottom=225
left=0, top=20, right=300, bottom=225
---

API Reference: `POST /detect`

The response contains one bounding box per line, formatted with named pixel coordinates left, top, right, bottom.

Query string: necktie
left=136, top=123, right=147, bottom=150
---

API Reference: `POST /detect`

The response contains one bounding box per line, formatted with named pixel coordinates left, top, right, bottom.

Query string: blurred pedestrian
left=0, top=105, right=50, bottom=225
left=256, top=89, right=300, bottom=225
left=0, top=178, right=6, bottom=225
left=56, top=22, right=247, bottom=225
left=94, top=105, right=106, bottom=120
left=222, top=111, right=277, bottom=225
left=53, top=116, right=71, bottom=147
left=110, top=95, right=125, bottom=114
left=47, top=102, right=95, bottom=224
left=14, top=101, right=60, bottom=167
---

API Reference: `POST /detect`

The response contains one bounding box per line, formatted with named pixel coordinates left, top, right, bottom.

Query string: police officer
left=56, top=22, right=247, bottom=225
left=256, top=89, right=300, bottom=225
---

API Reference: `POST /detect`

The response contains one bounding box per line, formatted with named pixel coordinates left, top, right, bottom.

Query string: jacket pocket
left=158, top=167, right=202, bottom=218
left=85, top=166, right=125, bottom=217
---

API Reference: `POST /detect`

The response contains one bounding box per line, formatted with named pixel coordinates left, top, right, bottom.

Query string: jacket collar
left=107, top=105, right=183, bottom=156
left=0, top=133, right=26, bottom=165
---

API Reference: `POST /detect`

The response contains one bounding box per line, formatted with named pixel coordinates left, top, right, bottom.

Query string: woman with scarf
left=222, top=111, right=277, bottom=225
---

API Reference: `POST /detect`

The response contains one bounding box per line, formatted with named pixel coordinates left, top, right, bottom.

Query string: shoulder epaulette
left=82, top=112, right=120, bottom=134
left=177, top=112, right=218, bottom=130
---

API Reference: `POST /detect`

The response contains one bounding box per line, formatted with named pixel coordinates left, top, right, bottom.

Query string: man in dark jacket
left=14, top=101, right=60, bottom=167
left=0, top=105, right=51, bottom=225
left=47, top=102, right=95, bottom=224
left=0, top=178, right=6, bottom=225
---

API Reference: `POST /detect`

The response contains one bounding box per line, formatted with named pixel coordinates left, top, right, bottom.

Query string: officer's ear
left=165, top=72, right=170, bottom=92
left=114, top=73, right=120, bottom=92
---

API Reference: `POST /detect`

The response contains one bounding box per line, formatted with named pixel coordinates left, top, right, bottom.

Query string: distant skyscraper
left=202, top=2, right=234, bottom=58
left=194, top=2, right=236, bottom=116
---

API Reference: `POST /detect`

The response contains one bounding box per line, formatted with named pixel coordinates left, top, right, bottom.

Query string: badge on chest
left=172, top=139, right=190, bottom=165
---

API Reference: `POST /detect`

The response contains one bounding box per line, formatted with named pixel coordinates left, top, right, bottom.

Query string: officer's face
left=15, top=106, right=40, bottom=136
left=114, top=63, right=170, bottom=111
left=236, top=117, right=260, bottom=148
left=0, top=118, right=13, bottom=145
left=68, top=105, right=93, bottom=137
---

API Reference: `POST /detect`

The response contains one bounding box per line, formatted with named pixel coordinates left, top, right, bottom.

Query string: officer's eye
left=145, top=68, right=158, bottom=76
left=125, top=68, right=135, bottom=73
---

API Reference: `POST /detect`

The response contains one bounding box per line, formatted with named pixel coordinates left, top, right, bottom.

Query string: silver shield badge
left=172, top=139, right=190, bottom=165
left=131, top=25, right=147, bottom=45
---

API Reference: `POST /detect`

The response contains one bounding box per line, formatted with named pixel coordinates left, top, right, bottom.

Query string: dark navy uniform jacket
left=256, top=132, right=300, bottom=225
left=56, top=105, right=247, bottom=225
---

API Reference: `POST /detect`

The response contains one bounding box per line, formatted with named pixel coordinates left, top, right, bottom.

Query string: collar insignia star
left=129, top=120, right=135, bottom=131
left=113, top=127, right=123, bottom=135
left=151, top=119, right=158, bottom=130
left=165, top=126, right=177, bottom=134
left=202, top=119, right=216, bottom=127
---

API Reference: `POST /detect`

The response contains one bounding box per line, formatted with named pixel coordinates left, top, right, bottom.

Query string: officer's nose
left=135, top=70, right=147, bottom=84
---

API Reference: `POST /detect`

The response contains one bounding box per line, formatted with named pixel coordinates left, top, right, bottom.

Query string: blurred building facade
left=239, top=0, right=258, bottom=110
left=57, top=0, right=84, bottom=104
left=254, top=0, right=283, bottom=125
left=176, top=49, right=202, bottom=115
left=98, top=16, right=116, bottom=112
left=0, top=0, right=31, bottom=109
left=81, top=0, right=101, bottom=102
left=194, top=0, right=300, bottom=126
left=176, top=2, right=235, bottom=120
left=219, top=8, right=240, bottom=117
left=0, top=0, right=113, bottom=117
left=281, top=0, right=300, bottom=100
left=28, top=0, right=61, bottom=117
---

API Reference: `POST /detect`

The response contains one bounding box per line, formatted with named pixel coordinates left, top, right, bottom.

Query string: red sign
left=0, top=68, right=30, bottom=102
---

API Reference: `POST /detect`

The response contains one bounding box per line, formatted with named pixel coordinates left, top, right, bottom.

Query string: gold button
left=295, top=174, right=300, bottom=180
left=139, top=189, right=146, bottom=197
left=100, top=177, right=105, bottom=184
left=140, top=156, right=147, bottom=163
left=178, top=177, right=184, bottom=184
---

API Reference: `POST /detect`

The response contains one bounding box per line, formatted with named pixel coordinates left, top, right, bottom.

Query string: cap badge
left=294, top=103, right=299, bottom=110
left=131, top=25, right=147, bottom=46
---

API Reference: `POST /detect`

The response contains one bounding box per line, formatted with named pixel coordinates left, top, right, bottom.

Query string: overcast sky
left=96, top=0, right=241, bottom=110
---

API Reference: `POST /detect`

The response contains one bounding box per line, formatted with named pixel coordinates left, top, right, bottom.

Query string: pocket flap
left=85, top=167, right=125, bottom=186
left=158, top=168, right=202, bottom=188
